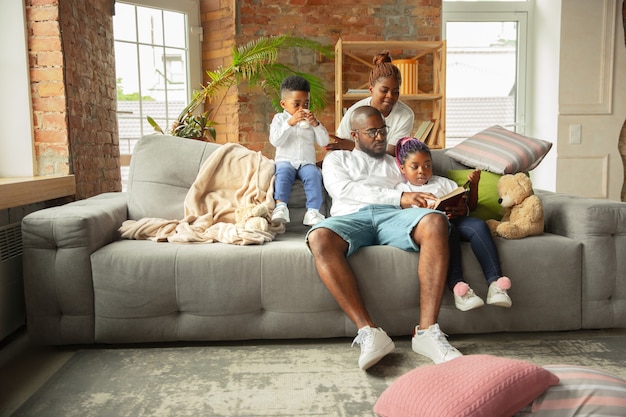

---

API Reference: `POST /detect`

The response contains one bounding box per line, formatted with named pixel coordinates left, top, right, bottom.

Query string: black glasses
left=354, top=126, right=388, bottom=138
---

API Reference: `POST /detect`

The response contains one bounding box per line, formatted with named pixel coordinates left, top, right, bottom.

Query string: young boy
left=269, top=75, right=329, bottom=226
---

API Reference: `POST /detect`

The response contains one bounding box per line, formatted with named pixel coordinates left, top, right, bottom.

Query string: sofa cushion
left=127, top=134, right=220, bottom=220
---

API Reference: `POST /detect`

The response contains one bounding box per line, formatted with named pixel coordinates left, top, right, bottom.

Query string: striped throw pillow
left=445, top=125, right=553, bottom=175
left=520, top=365, right=626, bottom=417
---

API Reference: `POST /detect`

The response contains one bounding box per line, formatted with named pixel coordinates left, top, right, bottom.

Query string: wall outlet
left=569, top=124, right=582, bottom=144
left=569, top=125, right=582, bottom=145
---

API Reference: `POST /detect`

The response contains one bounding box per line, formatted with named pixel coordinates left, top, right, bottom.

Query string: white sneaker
left=351, top=326, right=395, bottom=370
left=487, top=277, right=512, bottom=307
left=271, top=205, right=290, bottom=224
left=453, top=282, right=485, bottom=312
left=411, top=324, right=463, bottom=364
left=303, top=209, right=325, bottom=226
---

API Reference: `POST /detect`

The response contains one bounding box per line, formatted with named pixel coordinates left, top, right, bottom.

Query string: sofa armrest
left=536, top=190, right=626, bottom=329
left=22, top=192, right=128, bottom=345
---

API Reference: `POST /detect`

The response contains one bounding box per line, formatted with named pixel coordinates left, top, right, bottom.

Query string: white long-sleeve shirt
left=269, top=110, right=329, bottom=168
left=395, top=175, right=458, bottom=196
left=396, top=175, right=458, bottom=208
left=322, top=149, right=404, bottom=217
left=335, top=97, right=414, bottom=147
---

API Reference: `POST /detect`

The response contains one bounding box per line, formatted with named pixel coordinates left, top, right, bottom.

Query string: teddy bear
left=485, top=172, right=544, bottom=239
left=234, top=204, right=270, bottom=232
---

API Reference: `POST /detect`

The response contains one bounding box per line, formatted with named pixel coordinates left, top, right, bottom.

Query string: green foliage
left=148, top=35, right=333, bottom=141
left=116, top=78, right=154, bottom=101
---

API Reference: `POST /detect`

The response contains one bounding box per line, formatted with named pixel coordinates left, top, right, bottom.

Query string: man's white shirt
left=322, top=149, right=404, bottom=217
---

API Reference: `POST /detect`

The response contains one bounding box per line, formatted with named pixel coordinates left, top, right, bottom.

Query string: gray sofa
left=22, top=134, right=626, bottom=345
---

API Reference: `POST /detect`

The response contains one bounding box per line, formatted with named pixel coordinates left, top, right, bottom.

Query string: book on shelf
left=432, top=186, right=467, bottom=211
left=414, top=120, right=434, bottom=142
left=346, top=89, right=370, bottom=94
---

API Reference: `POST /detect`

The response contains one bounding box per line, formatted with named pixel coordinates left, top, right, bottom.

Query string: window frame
left=114, top=0, right=202, bottom=166
left=443, top=0, right=532, bottom=137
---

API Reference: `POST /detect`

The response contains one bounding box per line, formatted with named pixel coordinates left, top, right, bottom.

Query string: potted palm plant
left=148, top=34, right=333, bottom=141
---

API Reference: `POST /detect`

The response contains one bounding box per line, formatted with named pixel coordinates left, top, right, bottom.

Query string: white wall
left=0, top=0, right=36, bottom=177
left=521, top=0, right=625, bottom=200
left=555, top=0, right=625, bottom=200
left=527, top=1, right=561, bottom=192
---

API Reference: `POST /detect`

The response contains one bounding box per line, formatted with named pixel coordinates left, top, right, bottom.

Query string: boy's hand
left=303, top=109, right=320, bottom=127
left=288, top=109, right=311, bottom=127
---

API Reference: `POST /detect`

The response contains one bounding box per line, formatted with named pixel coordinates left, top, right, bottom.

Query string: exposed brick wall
left=199, top=0, right=238, bottom=144
left=26, top=0, right=70, bottom=177
left=26, top=0, right=120, bottom=200
left=201, top=0, right=442, bottom=157
left=59, top=0, right=120, bottom=197
left=25, top=0, right=440, bottom=199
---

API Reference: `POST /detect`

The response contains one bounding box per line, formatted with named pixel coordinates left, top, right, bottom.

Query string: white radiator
left=0, top=222, right=25, bottom=340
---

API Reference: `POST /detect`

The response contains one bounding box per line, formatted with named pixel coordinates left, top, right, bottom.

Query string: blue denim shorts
left=306, top=204, right=447, bottom=258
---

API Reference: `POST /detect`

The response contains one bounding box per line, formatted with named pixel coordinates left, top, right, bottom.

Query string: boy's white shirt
left=336, top=97, right=414, bottom=146
left=322, top=149, right=404, bottom=217
left=269, top=110, right=329, bottom=168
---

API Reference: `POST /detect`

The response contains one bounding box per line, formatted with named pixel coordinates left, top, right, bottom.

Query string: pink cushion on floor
left=374, top=354, right=559, bottom=417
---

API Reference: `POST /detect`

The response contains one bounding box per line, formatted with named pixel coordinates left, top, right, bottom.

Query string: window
left=113, top=0, right=201, bottom=189
left=443, top=1, right=530, bottom=147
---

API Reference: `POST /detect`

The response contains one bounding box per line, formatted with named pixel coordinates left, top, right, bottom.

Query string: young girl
left=395, top=137, right=512, bottom=311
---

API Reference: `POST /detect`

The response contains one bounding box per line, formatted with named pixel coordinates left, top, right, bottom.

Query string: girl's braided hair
left=369, top=51, right=402, bottom=87
left=394, top=137, right=432, bottom=169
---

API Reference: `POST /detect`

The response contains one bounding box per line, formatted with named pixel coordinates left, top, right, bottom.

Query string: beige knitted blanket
left=119, top=142, right=284, bottom=245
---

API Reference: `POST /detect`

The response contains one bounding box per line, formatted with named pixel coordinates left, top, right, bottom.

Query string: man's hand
left=326, top=135, right=355, bottom=151
left=401, top=191, right=437, bottom=209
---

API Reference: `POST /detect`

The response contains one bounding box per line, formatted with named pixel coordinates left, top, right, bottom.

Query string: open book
left=431, top=186, right=467, bottom=211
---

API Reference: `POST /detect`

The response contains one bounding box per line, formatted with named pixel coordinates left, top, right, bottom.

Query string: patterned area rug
left=12, top=330, right=626, bottom=417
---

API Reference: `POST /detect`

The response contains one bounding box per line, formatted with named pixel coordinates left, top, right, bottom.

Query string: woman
left=328, top=51, right=415, bottom=156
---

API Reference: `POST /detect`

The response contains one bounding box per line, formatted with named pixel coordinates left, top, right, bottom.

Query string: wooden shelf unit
left=334, top=39, right=446, bottom=148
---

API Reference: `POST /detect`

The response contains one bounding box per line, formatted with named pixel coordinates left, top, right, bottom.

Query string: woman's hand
left=326, top=135, right=355, bottom=151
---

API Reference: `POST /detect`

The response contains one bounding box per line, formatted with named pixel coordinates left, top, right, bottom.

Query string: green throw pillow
left=447, top=169, right=503, bottom=221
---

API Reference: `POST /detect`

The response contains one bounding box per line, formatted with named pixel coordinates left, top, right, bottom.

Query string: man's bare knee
left=413, top=213, right=449, bottom=242
left=308, top=228, right=348, bottom=257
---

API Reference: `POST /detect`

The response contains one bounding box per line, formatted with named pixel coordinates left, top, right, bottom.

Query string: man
left=306, top=106, right=462, bottom=370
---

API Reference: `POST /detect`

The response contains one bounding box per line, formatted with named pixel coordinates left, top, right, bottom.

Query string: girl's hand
left=444, top=195, right=469, bottom=218
left=468, top=169, right=481, bottom=186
